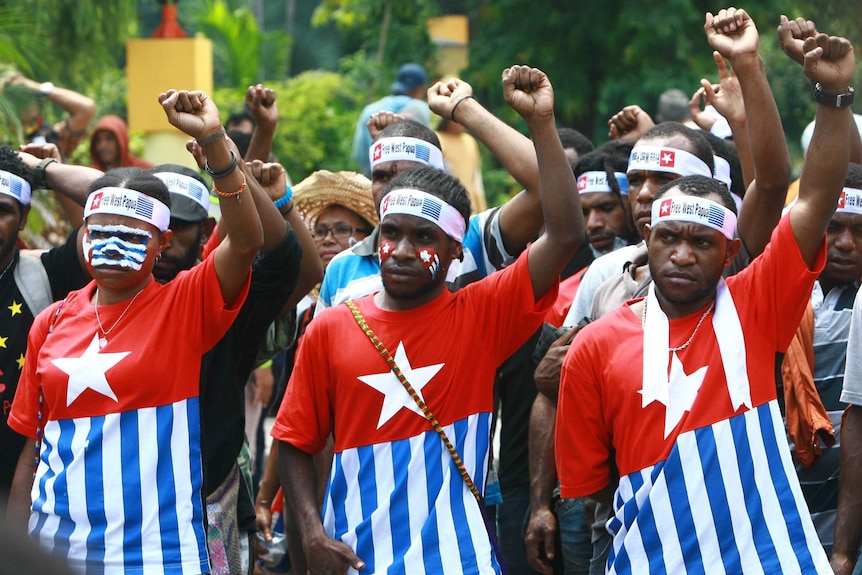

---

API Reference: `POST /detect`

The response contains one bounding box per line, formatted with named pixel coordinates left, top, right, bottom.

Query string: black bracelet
left=450, top=95, right=474, bottom=123
left=197, top=128, right=226, bottom=147
left=33, top=157, right=57, bottom=189
left=205, top=150, right=238, bottom=179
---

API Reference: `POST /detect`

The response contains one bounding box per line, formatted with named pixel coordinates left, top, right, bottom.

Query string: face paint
left=417, top=247, right=441, bottom=280
left=378, top=238, right=396, bottom=263
left=85, top=224, right=152, bottom=271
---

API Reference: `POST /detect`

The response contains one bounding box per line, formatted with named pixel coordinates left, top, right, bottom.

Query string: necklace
left=94, top=287, right=146, bottom=348
left=0, top=256, right=16, bottom=284
left=643, top=298, right=715, bottom=352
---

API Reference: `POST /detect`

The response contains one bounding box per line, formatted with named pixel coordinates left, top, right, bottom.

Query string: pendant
left=99, top=337, right=108, bottom=349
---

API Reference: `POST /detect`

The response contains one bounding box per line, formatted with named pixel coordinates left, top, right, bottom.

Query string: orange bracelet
left=213, top=171, right=246, bottom=202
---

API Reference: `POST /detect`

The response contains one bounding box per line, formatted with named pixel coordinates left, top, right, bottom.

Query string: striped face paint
left=417, top=247, right=441, bottom=280
left=84, top=224, right=152, bottom=271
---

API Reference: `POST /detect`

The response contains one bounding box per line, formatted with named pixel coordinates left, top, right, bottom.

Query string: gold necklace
left=94, top=287, right=146, bottom=348
left=643, top=298, right=715, bottom=352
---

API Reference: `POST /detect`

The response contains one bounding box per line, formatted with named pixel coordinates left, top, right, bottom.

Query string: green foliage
left=195, top=0, right=262, bottom=88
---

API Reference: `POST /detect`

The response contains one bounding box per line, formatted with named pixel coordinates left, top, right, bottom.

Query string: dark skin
left=0, top=194, right=30, bottom=272
left=819, top=212, right=862, bottom=295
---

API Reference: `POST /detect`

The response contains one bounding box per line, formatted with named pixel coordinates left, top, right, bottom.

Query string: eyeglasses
left=310, top=223, right=370, bottom=242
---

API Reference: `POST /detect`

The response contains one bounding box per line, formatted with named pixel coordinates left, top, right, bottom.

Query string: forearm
left=208, top=140, right=263, bottom=257
left=529, top=395, right=558, bottom=511
left=280, top=205, right=323, bottom=312
left=257, top=441, right=281, bottom=511
left=7, top=439, right=36, bottom=527
left=49, top=87, right=96, bottom=134
left=43, top=162, right=103, bottom=207
left=245, top=125, right=275, bottom=163
left=726, top=117, right=754, bottom=189
left=278, top=441, right=326, bottom=541
left=833, top=405, right=862, bottom=563
left=731, top=53, right=790, bottom=256
left=246, top=171, right=287, bottom=252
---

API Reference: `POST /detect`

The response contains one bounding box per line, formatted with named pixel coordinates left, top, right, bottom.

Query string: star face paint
left=378, top=238, right=396, bottom=263
left=417, top=247, right=441, bottom=280
left=85, top=224, right=152, bottom=271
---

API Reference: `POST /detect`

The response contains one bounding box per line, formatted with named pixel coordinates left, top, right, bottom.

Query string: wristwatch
left=33, top=157, right=57, bottom=190
left=39, top=82, right=54, bottom=96
left=813, top=83, right=855, bottom=108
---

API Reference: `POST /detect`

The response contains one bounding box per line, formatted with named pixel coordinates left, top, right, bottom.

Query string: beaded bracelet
left=213, top=171, right=246, bottom=203
left=274, top=185, right=293, bottom=209
left=197, top=128, right=226, bottom=148
left=205, top=149, right=238, bottom=179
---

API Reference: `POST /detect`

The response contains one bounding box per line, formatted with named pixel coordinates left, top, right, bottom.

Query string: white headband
left=0, top=170, right=31, bottom=205
left=651, top=195, right=737, bottom=239
left=837, top=187, right=862, bottom=215
left=577, top=171, right=628, bottom=195
left=153, top=172, right=211, bottom=213
left=379, top=188, right=466, bottom=242
left=84, top=187, right=171, bottom=232
left=713, top=156, right=732, bottom=190
left=370, top=137, right=445, bottom=171
left=628, top=146, right=713, bottom=178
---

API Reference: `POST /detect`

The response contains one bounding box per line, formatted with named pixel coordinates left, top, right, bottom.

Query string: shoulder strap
left=14, top=254, right=53, bottom=315
left=345, top=300, right=482, bottom=502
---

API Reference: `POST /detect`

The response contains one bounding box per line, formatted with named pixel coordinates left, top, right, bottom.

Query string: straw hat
left=292, top=170, right=378, bottom=229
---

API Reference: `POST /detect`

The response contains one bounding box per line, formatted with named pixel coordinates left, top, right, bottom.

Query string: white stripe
left=169, top=401, right=199, bottom=573
left=137, top=406, right=163, bottom=572
left=404, top=434, right=428, bottom=575
left=677, top=429, right=728, bottom=575
left=645, top=464, right=686, bottom=573
left=34, top=420, right=64, bottom=553
left=338, top=449, right=362, bottom=574
left=711, top=416, right=762, bottom=574
left=459, top=419, right=495, bottom=573
left=371, top=442, right=395, bottom=573
left=65, top=419, right=93, bottom=566
left=101, top=414, right=126, bottom=572
left=434, top=437, right=461, bottom=575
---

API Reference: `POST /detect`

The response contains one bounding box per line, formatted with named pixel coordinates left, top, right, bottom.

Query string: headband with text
left=0, top=169, right=31, bottom=205
left=713, top=156, right=732, bottom=190
left=577, top=171, right=629, bottom=195
left=628, top=146, right=713, bottom=178
left=379, top=188, right=466, bottom=242
left=84, top=187, right=171, bottom=232
left=651, top=195, right=737, bottom=239
left=370, top=137, right=445, bottom=171
left=837, top=187, right=862, bottom=215
left=153, top=172, right=211, bottom=213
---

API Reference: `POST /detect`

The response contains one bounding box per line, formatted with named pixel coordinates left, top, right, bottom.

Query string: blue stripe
left=52, top=419, right=76, bottom=561
left=693, top=425, right=742, bottom=573
left=609, top=471, right=645, bottom=570
left=421, top=432, right=444, bottom=574
left=729, top=410, right=779, bottom=569
left=663, top=447, right=705, bottom=575
left=472, top=413, right=490, bottom=493
left=756, top=405, right=817, bottom=573
left=329, top=452, right=349, bottom=540
left=355, top=445, right=377, bottom=573
left=120, top=410, right=143, bottom=568
left=155, top=405, right=180, bottom=566
left=84, top=416, right=107, bottom=567
left=388, top=438, right=411, bottom=574
left=450, top=419, right=479, bottom=572
left=632, top=493, right=667, bottom=574
left=32, top=433, right=55, bottom=536
left=185, top=399, right=209, bottom=568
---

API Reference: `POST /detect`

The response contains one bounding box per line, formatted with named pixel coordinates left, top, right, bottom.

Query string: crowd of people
left=0, top=6, right=860, bottom=575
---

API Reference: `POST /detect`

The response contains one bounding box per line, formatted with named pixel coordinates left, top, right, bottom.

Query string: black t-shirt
left=0, top=230, right=88, bottom=493
left=198, top=229, right=302, bottom=505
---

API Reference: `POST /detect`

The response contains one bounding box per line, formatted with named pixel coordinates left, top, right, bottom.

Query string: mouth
left=588, top=234, right=615, bottom=252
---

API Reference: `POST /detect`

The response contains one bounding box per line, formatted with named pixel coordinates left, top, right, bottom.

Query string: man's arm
left=428, top=79, right=543, bottom=256
left=524, top=395, right=559, bottom=575
left=831, top=405, right=862, bottom=575
left=705, top=8, right=790, bottom=258
left=788, top=31, right=856, bottom=265
left=501, top=66, right=583, bottom=300
left=244, top=84, right=278, bottom=164
left=278, top=441, right=364, bottom=574
left=6, top=439, right=36, bottom=526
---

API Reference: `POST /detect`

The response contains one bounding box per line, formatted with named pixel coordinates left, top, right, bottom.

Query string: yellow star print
left=7, top=300, right=21, bottom=316
left=16, top=353, right=24, bottom=369
left=0, top=336, right=7, bottom=349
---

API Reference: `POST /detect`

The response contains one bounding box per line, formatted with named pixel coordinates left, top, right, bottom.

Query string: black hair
left=376, top=119, right=442, bottom=151
left=88, top=167, right=172, bottom=208
left=557, top=128, right=595, bottom=156
left=574, top=140, right=638, bottom=243
left=846, top=163, right=862, bottom=188
left=699, top=130, right=745, bottom=200
left=151, top=163, right=207, bottom=188
left=641, top=122, right=715, bottom=174
left=654, top=174, right=737, bottom=215
left=0, top=145, right=32, bottom=186
left=384, top=166, right=470, bottom=226
left=225, top=110, right=254, bottom=131
left=226, top=130, right=251, bottom=159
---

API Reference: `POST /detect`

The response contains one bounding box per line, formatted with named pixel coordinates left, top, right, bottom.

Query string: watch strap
left=33, top=157, right=57, bottom=190
left=814, top=83, right=855, bottom=108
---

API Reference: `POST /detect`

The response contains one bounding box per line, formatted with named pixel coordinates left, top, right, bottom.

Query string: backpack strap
left=14, top=253, right=52, bottom=316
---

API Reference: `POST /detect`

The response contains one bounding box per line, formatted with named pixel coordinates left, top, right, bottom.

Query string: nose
left=671, top=242, right=696, bottom=266
left=637, top=178, right=658, bottom=205
left=390, top=236, right=416, bottom=260
left=833, top=228, right=855, bottom=251
left=586, top=210, right=605, bottom=232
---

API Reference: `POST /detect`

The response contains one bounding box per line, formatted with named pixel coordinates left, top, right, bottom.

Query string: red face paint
left=417, top=247, right=441, bottom=280
left=378, top=238, right=396, bottom=263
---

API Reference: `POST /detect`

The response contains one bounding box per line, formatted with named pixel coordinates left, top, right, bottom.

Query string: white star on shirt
left=52, top=334, right=129, bottom=406
left=420, top=249, right=432, bottom=263
left=639, top=352, right=707, bottom=439
left=357, top=341, right=444, bottom=429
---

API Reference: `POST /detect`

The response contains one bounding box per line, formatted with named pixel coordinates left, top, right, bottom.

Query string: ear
left=17, top=204, right=30, bottom=232
left=643, top=223, right=652, bottom=247
left=451, top=239, right=464, bottom=263
left=157, top=229, right=173, bottom=253
left=201, top=217, right=216, bottom=244
left=723, top=237, right=742, bottom=269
